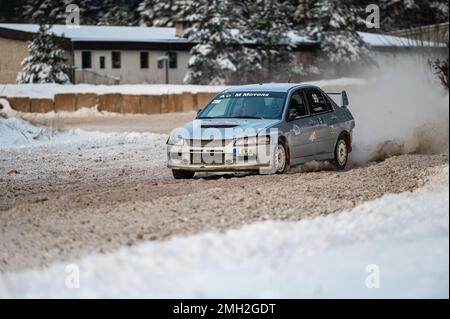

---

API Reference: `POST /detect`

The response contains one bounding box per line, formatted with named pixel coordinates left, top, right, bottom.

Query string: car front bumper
left=167, top=144, right=273, bottom=172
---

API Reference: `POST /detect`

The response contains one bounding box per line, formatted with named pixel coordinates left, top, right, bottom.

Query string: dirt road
left=1, top=113, right=447, bottom=272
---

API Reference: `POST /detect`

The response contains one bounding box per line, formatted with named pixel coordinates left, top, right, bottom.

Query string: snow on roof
left=0, top=23, right=188, bottom=43
left=0, top=23, right=444, bottom=47
left=358, top=31, right=445, bottom=48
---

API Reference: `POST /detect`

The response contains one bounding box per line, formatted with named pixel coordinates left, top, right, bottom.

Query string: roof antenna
left=287, top=75, right=292, bottom=83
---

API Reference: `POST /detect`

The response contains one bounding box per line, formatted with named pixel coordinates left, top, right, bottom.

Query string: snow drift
left=0, top=165, right=448, bottom=298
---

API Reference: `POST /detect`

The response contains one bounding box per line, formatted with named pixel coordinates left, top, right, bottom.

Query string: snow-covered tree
left=17, top=24, right=72, bottom=84
left=22, top=0, right=68, bottom=24
left=138, top=0, right=179, bottom=27
left=240, top=0, right=296, bottom=82
left=306, top=0, right=374, bottom=68
left=97, top=0, right=140, bottom=26
left=380, top=0, right=449, bottom=31
left=19, top=0, right=140, bottom=25
left=181, top=0, right=245, bottom=85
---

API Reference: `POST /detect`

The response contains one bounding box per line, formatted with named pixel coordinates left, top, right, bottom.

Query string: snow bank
left=0, top=99, right=165, bottom=149
left=1, top=166, right=448, bottom=298
left=0, top=83, right=228, bottom=99
left=0, top=115, right=164, bottom=149
left=0, top=78, right=368, bottom=99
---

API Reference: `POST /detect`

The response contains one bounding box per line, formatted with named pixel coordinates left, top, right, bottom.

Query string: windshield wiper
left=227, top=116, right=265, bottom=119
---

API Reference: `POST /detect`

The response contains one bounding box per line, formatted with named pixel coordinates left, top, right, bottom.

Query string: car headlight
left=166, top=135, right=184, bottom=146
left=234, top=136, right=270, bottom=146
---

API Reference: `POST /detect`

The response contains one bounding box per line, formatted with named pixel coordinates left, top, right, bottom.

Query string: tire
left=172, top=169, right=195, bottom=179
left=333, top=135, right=349, bottom=170
left=274, top=142, right=289, bottom=174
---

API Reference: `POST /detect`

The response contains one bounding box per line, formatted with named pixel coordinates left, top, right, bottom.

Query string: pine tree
left=380, top=0, right=449, bottom=31
left=22, top=0, right=68, bottom=24
left=306, top=0, right=374, bottom=68
left=97, top=0, right=140, bottom=26
left=17, top=24, right=72, bottom=84
left=138, top=0, right=179, bottom=27
left=181, top=0, right=244, bottom=85
left=241, top=0, right=296, bottom=82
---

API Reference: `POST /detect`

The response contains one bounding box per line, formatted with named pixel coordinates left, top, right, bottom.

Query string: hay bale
left=122, top=95, right=141, bottom=113
left=7, top=97, right=30, bottom=112
left=173, top=93, right=184, bottom=112
left=30, top=98, right=54, bottom=113
left=197, top=92, right=217, bottom=110
left=76, top=93, right=98, bottom=109
left=180, top=92, right=197, bottom=112
left=140, top=95, right=161, bottom=114
left=161, top=94, right=176, bottom=113
left=98, top=93, right=123, bottom=113
left=54, top=93, right=76, bottom=112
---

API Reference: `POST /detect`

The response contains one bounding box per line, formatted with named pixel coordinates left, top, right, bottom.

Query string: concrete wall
left=5, top=92, right=218, bottom=114
left=0, top=37, right=28, bottom=84
left=74, top=50, right=190, bottom=84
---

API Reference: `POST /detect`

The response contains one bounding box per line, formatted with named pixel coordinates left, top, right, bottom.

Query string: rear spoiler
left=327, top=91, right=349, bottom=108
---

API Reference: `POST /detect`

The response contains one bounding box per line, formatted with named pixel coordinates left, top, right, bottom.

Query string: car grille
left=187, top=139, right=232, bottom=148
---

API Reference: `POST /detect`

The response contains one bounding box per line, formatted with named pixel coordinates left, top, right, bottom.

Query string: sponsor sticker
left=292, top=125, right=301, bottom=136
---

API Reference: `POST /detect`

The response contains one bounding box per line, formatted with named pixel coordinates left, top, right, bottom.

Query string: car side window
left=305, top=89, right=329, bottom=115
left=324, top=95, right=334, bottom=112
left=288, top=91, right=308, bottom=118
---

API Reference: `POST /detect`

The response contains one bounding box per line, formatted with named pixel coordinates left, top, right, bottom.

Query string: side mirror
left=286, top=109, right=298, bottom=121
left=341, top=91, right=349, bottom=108
left=196, top=108, right=203, bottom=118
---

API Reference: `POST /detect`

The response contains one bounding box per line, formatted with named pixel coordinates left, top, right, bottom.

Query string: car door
left=318, top=92, right=341, bottom=153
left=303, top=89, right=334, bottom=155
left=285, top=90, right=318, bottom=159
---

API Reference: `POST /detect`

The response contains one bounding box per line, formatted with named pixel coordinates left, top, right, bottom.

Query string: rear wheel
left=333, top=135, right=348, bottom=170
left=275, top=142, right=289, bottom=174
left=172, top=169, right=195, bottom=179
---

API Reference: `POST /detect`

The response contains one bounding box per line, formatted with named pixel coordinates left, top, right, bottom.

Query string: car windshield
left=198, top=92, right=287, bottom=119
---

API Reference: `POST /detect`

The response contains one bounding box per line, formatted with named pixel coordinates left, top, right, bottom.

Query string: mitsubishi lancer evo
left=166, top=83, right=355, bottom=179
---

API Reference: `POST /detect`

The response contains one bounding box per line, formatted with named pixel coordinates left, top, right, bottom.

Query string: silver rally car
left=166, top=83, right=355, bottom=179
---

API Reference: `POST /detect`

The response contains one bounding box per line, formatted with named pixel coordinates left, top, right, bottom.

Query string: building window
left=112, top=51, right=121, bottom=69
left=168, top=51, right=177, bottom=69
left=81, top=51, right=91, bottom=69
left=99, top=56, right=105, bottom=69
left=140, top=51, right=149, bottom=69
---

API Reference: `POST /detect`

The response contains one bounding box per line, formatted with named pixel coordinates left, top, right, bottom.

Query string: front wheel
left=172, top=169, right=195, bottom=179
left=333, top=135, right=349, bottom=170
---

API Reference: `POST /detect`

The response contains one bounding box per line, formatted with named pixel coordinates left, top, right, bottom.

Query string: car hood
left=178, top=118, right=281, bottom=139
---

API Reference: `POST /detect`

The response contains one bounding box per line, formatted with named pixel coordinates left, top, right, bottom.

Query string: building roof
left=0, top=23, right=187, bottom=43
left=0, top=23, right=444, bottom=49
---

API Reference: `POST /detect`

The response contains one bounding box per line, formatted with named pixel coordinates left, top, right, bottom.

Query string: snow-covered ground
left=0, top=98, right=166, bottom=148
left=0, top=115, right=165, bottom=149
left=1, top=165, right=448, bottom=298
left=0, top=78, right=366, bottom=99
